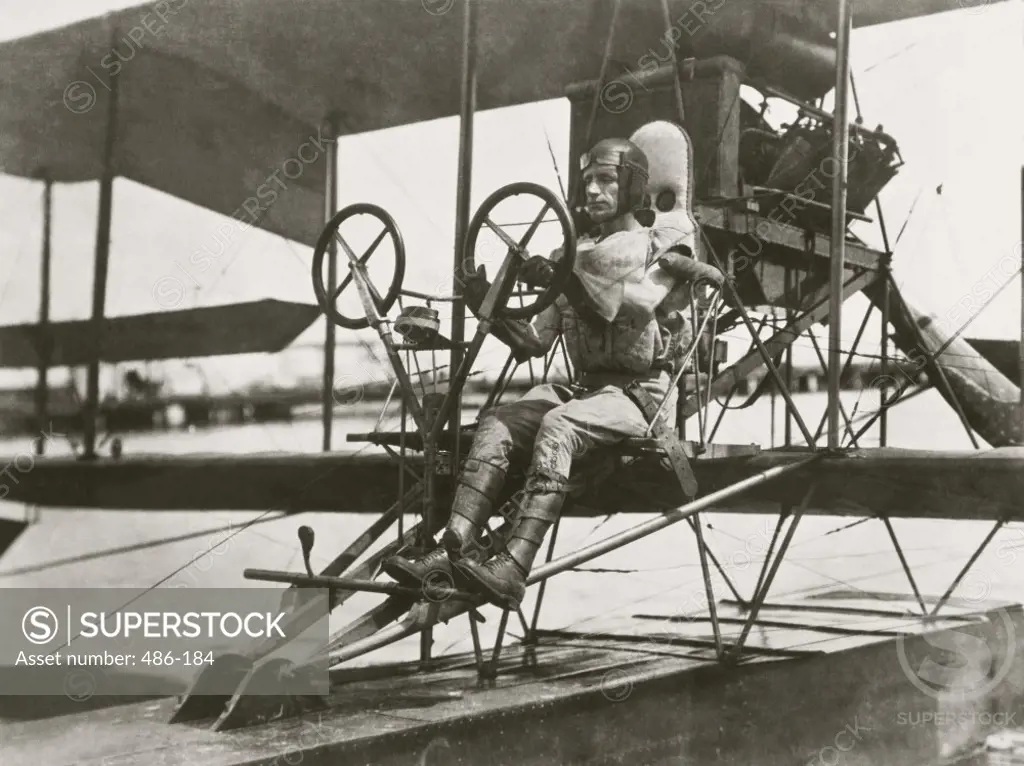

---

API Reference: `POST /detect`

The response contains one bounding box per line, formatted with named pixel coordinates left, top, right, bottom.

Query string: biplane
left=2, top=0, right=1024, bottom=764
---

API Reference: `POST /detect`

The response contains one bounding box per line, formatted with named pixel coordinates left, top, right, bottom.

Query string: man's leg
left=457, top=382, right=677, bottom=607
left=383, top=384, right=570, bottom=587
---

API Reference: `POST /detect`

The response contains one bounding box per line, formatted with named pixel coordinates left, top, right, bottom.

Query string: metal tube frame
left=321, top=118, right=339, bottom=452
left=83, top=35, right=121, bottom=459
left=35, top=178, right=53, bottom=447
left=827, top=0, right=853, bottom=451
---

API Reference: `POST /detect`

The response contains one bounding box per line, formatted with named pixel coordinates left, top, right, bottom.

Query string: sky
left=0, top=0, right=1022, bottom=394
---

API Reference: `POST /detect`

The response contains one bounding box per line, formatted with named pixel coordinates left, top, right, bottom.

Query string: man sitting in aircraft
left=385, top=136, right=724, bottom=608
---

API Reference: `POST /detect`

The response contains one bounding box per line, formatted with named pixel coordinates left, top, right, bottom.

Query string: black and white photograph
left=0, top=1, right=1022, bottom=763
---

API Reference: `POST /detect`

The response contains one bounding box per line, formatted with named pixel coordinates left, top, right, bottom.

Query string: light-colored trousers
left=469, top=372, right=677, bottom=492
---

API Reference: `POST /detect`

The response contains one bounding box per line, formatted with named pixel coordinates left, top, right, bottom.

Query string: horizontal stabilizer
left=967, top=337, right=1020, bottom=386
left=0, top=300, right=319, bottom=368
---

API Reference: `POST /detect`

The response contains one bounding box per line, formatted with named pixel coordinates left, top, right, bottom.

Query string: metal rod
left=729, top=485, right=815, bottom=657
left=529, top=515, right=562, bottom=638
left=881, top=517, right=927, bottom=614
left=243, top=569, right=472, bottom=601
left=931, top=520, right=1004, bottom=616
left=784, top=299, right=793, bottom=446
left=689, top=511, right=723, bottom=658
left=321, top=119, right=338, bottom=452
left=83, top=50, right=120, bottom=459
left=584, top=0, right=622, bottom=149
left=749, top=512, right=788, bottom=609
left=660, top=0, right=686, bottom=124
left=686, top=516, right=745, bottom=604
left=827, top=0, right=853, bottom=451
left=448, top=0, right=477, bottom=449
left=806, top=328, right=858, bottom=445
left=839, top=298, right=872, bottom=383
left=35, top=178, right=53, bottom=442
left=702, top=241, right=817, bottom=446
left=880, top=261, right=890, bottom=446
left=529, top=455, right=821, bottom=586
left=491, top=608, right=511, bottom=666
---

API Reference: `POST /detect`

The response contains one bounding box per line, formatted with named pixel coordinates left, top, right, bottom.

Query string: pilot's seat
left=625, top=120, right=708, bottom=445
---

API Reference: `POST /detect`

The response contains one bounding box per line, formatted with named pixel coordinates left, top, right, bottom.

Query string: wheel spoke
left=332, top=227, right=390, bottom=302
left=334, top=232, right=386, bottom=310
left=483, top=216, right=522, bottom=254
left=517, top=203, right=551, bottom=251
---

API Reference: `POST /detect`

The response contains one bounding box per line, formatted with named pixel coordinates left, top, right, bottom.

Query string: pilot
left=384, top=137, right=724, bottom=608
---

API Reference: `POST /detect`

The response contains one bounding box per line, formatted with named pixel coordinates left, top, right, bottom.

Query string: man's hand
left=519, top=255, right=556, bottom=288
left=461, top=265, right=491, bottom=313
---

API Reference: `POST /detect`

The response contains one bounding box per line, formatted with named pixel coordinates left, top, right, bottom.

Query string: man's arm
left=490, top=303, right=561, bottom=363
left=619, top=241, right=725, bottom=319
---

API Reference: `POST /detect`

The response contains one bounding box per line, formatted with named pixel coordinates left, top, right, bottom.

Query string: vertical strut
left=448, top=0, right=477, bottom=454
left=83, top=44, right=120, bottom=459
left=690, top=510, right=722, bottom=658
left=1019, top=165, right=1023, bottom=442
left=880, top=261, right=890, bottom=446
left=35, top=178, right=53, bottom=445
left=827, top=0, right=853, bottom=451
left=528, top=516, right=562, bottom=641
left=429, top=0, right=478, bottom=666
left=321, top=118, right=338, bottom=452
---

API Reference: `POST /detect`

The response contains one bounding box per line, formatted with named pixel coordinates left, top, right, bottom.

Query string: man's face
left=583, top=164, right=619, bottom=223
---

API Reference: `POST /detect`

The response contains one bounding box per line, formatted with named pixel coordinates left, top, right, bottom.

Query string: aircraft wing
left=4, top=447, right=1023, bottom=523
left=1, top=0, right=1007, bottom=249
left=0, top=300, right=319, bottom=367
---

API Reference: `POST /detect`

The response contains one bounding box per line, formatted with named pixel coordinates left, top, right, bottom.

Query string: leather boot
left=383, top=459, right=506, bottom=589
left=456, top=485, right=565, bottom=608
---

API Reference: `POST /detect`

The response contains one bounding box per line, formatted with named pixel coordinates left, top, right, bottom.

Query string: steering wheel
left=312, top=203, right=406, bottom=330
left=462, top=182, right=575, bottom=321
